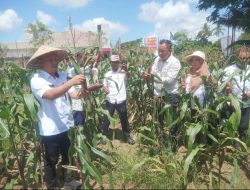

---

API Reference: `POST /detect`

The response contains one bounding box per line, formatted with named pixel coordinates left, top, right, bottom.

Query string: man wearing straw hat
left=26, top=45, right=87, bottom=188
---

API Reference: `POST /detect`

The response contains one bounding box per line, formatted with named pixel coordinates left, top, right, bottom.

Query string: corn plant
left=0, top=62, right=42, bottom=189
left=178, top=58, right=248, bottom=188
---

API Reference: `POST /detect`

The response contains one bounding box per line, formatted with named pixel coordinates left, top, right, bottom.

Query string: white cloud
left=0, top=9, right=22, bottom=31
left=74, top=17, right=129, bottom=38
left=37, top=11, right=56, bottom=26
left=138, top=1, right=209, bottom=39
left=43, top=0, right=90, bottom=8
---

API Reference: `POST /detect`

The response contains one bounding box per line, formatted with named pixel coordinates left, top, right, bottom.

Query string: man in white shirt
left=27, top=46, right=87, bottom=188
left=223, top=47, right=250, bottom=141
left=143, top=39, right=181, bottom=149
left=67, top=52, right=101, bottom=126
left=101, top=55, right=135, bottom=145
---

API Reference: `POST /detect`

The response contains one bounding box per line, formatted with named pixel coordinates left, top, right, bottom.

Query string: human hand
left=103, top=86, right=110, bottom=94
left=142, top=72, right=151, bottom=80
left=243, top=91, right=250, bottom=100
left=121, top=63, right=128, bottom=72
left=70, top=75, right=86, bottom=86
left=225, top=84, right=232, bottom=95
left=181, top=80, right=186, bottom=92
left=78, top=89, right=89, bottom=98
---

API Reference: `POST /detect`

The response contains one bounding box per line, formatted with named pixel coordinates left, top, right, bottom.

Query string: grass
left=105, top=144, right=184, bottom=189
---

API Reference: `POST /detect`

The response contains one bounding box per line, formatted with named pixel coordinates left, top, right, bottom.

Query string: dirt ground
left=104, top=124, right=250, bottom=189
left=1, top=124, right=249, bottom=189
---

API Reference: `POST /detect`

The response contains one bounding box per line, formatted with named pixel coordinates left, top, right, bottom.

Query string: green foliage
left=198, top=0, right=250, bottom=31
left=196, top=23, right=213, bottom=44
left=26, top=20, right=53, bottom=50
left=0, top=40, right=249, bottom=189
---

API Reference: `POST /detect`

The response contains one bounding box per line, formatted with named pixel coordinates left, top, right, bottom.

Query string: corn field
left=0, top=43, right=249, bottom=189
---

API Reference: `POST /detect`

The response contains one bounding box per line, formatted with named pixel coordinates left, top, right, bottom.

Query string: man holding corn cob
left=27, top=45, right=88, bottom=189
left=142, top=39, right=181, bottom=151
left=101, top=54, right=135, bottom=145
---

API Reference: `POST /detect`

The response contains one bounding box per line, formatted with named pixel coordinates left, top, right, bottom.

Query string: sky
left=0, top=0, right=230, bottom=44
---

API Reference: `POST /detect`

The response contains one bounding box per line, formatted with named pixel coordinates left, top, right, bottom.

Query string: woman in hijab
left=181, top=51, right=210, bottom=113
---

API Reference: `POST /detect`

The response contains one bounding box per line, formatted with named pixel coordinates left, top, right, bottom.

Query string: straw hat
left=185, top=51, right=205, bottom=63
left=26, top=45, right=68, bottom=69
left=110, top=55, right=120, bottom=62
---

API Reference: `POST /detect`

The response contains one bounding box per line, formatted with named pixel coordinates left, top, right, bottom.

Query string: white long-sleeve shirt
left=151, top=55, right=181, bottom=96
left=223, top=64, right=250, bottom=108
left=103, top=68, right=128, bottom=104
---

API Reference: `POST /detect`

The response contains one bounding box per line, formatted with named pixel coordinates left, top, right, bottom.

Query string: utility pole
left=97, top=24, right=102, bottom=50
left=68, top=15, right=76, bottom=50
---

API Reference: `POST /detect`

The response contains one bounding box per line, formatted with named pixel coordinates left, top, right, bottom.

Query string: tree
left=212, top=24, right=225, bottom=39
left=196, top=23, right=212, bottom=44
left=0, top=44, right=8, bottom=66
left=198, top=0, right=250, bottom=32
left=173, top=31, right=189, bottom=45
left=238, top=32, right=250, bottom=40
left=26, top=20, right=53, bottom=48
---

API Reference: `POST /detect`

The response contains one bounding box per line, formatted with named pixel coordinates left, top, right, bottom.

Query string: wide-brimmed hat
left=26, top=45, right=68, bottom=69
left=110, top=55, right=120, bottom=62
left=185, top=51, right=205, bottom=63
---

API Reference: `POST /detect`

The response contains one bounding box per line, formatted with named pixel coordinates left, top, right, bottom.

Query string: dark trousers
left=41, top=131, right=70, bottom=187
left=103, top=101, right=131, bottom=135
left=73, top=110, right=85, bottom=126
left=157, top=94, right=179, bottom=135
left=239, top=107, right=250, bottom=141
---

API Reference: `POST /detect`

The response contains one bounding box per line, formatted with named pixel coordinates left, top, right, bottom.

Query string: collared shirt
left=31, top=70, right=74, bottom=136
left=151, top=55, right=181, bottom=97
left=103, top=68, right=127, bottom=104
left=223, top=64, right=250, bottom=108
left=68, top=66, right=99, bottom=111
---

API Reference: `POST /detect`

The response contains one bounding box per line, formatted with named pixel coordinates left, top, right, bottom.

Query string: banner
left=144, top=37, right=158, bottom=53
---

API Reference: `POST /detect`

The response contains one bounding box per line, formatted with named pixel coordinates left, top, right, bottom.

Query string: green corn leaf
left=91, top=146, right=110, bottom=162
left=4, top=178, right=17, bottom=190
left=108, top=171, right=114, bottom=190
left=183, top=145, right=204, bottom=185
left=95, top=108, right=116, bottom=123
left=222, top=137, right=248, bottom=152
left=69, top=54, right=82, bottom=75
left=228, top=95, right=241, bottom=128
left=105, top=76, right=120, bottom=92
left=138, top=133, right=159, bottom=146
left=0, top=118, right=10, bottom=140
left=0, top=109, right=10, bottom=119
left=204, top=109, right=219, bottom=117
left=229, top=159, right=240, bottom=188
left=207, top=133, right=219, bottom=144
left=187, top=124, right=202, bottom=152
left=75, top=147, right=103, bottom=185
left=180, top=102, right=188, bottom=120
left=152, top=73, right=162, bottom=82
left=159, top=104, right=171, bottom=116
left=218, top=69, right=240, bottom=93
left=23, top=93, right=38, bottom=121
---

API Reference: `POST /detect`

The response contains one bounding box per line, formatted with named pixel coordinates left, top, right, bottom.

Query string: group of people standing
left=26, top=39, right=249, bottom=188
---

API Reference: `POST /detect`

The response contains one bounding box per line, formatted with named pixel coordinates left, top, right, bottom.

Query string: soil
left=104, top=124, right=250, bottom=189
left=1, top=124, right=249, bottom=189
